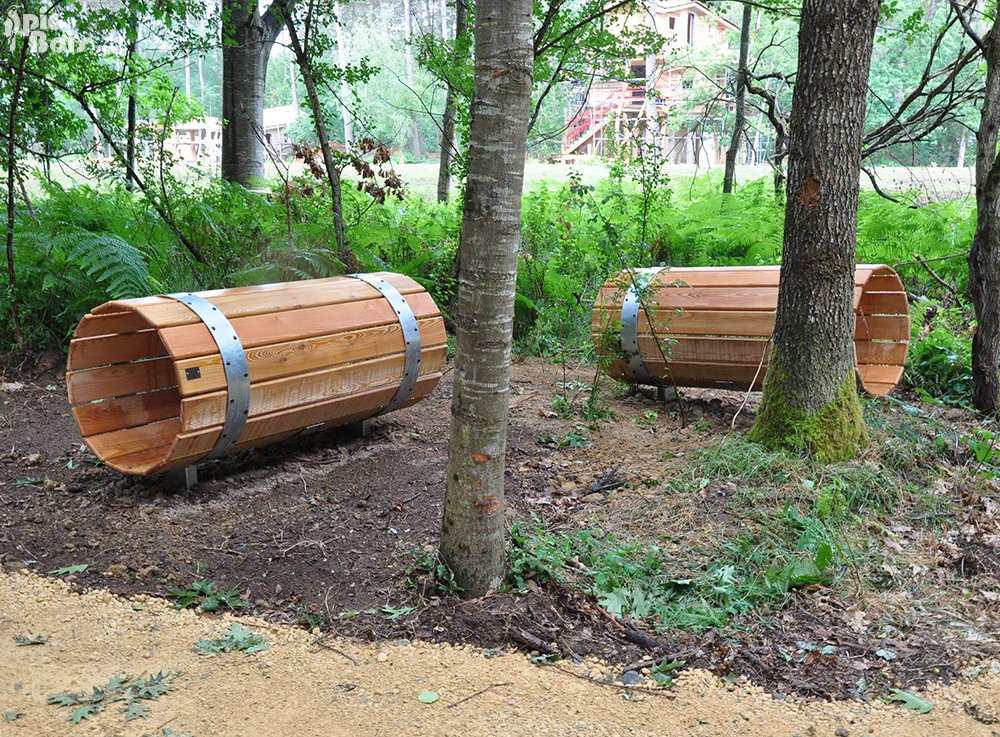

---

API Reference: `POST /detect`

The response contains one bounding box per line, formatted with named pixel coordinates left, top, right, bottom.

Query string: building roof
left=657, top=0, right=740, bottom=32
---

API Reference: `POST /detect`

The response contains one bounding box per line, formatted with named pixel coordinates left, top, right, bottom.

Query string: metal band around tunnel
left=164, top=292, right=251, bottom=458
left=620, top=267, right=665, bottom=385
left=349, top=273, right=422, bottom=415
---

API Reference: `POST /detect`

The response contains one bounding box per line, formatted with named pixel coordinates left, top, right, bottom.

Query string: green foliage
left=167, top=580, right=248, bottom=612
left=47, top=563, right=89, bottom=576
left=906, top=298, right=974, bottom=407
left=47, top=672, right=175, bottom=725
left=14, top=633, right=48, bottom=646
left=405, top=547, right=462, bottom=596
left=195, top=623, right=268, bottom=655
left=508, top=498, right=840, bottom=633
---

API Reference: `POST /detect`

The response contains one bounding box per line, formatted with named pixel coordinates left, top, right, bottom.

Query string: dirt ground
left=1, top=570, right=998, bottom=737
left=1, top=355, right=998, bottom=711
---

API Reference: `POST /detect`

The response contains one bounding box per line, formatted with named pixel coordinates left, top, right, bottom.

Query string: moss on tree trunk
left=749, top=366, right=868, bottom=463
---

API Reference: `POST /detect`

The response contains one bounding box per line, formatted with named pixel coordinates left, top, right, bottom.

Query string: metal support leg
left=344, top=419, right=372, bottom=439
left=657, top=385, right=677, bottom=403
left=164, top=465, right=198, bottom=490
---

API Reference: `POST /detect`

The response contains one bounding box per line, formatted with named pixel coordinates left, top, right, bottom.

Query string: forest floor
left=0, top=355, right=998, bottom=728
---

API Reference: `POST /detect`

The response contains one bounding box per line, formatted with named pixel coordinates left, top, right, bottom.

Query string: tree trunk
left=403, top=0, right=422, bottom=160
left=126, top=7, right=138, bottom=191
left=281, top=3, right=350, bottom=266
left=723, top=4, right=752, bottom=194
left=335, top=4, right=354, bottom=149
left=969, top=23, right=1000, bottom=414
left=4, top=37, right=28, bottom=347
left=440, top=0, right=534, bottom=597
left=748, top=0, right=880, bottom=462
left=436, top=0, right=467, bottom=203
left=221, top=0, right=282, bottom=186
left=198, top=55, right=206, bottom=105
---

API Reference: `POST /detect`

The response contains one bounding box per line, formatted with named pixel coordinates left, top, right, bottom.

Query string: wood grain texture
left=595, top=264, right=909, bottom=396
left=172, top=317, right=446, bottom=397
left=66, top=273, right=446, bottom=476
left=179, top=345, right=447, bottom=432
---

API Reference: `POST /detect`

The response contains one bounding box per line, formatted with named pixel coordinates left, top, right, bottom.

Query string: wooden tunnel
left=593, top=264, right=909, bottom=396
left=66, top=272, right=447, bottom=476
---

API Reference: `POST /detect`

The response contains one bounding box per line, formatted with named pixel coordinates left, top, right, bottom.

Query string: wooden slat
left=636, top=335, right=769, bottom=365
left=157, top=291, right=441, bottom=361
left=94, top=272, right=423, bottom=329
left=73, top=388, right=180, bottom=437
left=67, top=357, right=176, bottom=404
left=600, top=266, right=877, bottom=291
left=592, top=308, right=778, bottom=337
left=608, top=359, right=766, bottom=390
left=173, top=317, right=447, bottom=397
left=72, top=312, right=151, bottom=339
left=859, top=291, right=908, bottom=315
left=599, top=285, right=864, bottom=312
left=161, top=375, right=440, bottom=471
left=860, top=364, right=905, bottom=384
left=862, top=382, right=897, bottom=397
left=854, top=314, right=910, bottom=341
left=178, top=345, right=448, bottom=433
left=85, top=418, right=181, bottom=462
left=107, top=444, right=174, bottom=475
left=68, top=330, right=166, bottom=370
left=856, top=340, right=908, bottom=366
left=597, top=286, right=781, bottom=311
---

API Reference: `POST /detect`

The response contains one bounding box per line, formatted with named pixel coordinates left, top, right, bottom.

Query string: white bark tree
left=440, top=0, right=534, bottom=596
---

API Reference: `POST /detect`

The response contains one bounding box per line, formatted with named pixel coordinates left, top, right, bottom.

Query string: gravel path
left=1, top=571, right=997, bottom=736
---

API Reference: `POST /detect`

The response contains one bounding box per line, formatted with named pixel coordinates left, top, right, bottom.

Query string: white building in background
left=163, top=105, right=300, bottom=166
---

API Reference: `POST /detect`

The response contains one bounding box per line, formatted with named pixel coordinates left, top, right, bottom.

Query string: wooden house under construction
left=561, top=1, right=738, bottom=164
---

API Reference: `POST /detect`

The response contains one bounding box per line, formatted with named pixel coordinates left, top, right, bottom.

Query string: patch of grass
left=168, top=580, right=249, bottom=612
left=405, top=547, right=462, bottom=596
left=14, top=633, right=48, bottom=646
left=195, top=623, right=268, bottom=655
left=47, top=672, right=175, bottom=725
left=509, top=506, right=839, bottom=633
left=47, top=563, right=89, bottom=577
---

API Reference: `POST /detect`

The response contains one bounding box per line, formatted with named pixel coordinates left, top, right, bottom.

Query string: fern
left=59, top=231, right=150, bottom=299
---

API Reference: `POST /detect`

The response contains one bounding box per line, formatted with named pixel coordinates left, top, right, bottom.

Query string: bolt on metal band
left=620, top=267, right=665, bottom=385
left=164, top=292, right=251, bottom=458
left=349, top=274, right=422, bottom=415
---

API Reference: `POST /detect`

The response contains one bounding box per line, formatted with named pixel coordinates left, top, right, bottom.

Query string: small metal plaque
left=185, top=367, right=202, bottom=380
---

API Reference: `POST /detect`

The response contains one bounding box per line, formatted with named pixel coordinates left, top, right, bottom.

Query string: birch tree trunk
left=969, top=21, right=1000, bottom=414
left=723, top=4, right=751, bottom=194
left=440, top=0, right=534, bottom=596
left=4, top=37, right=28, bottom=347
left=748, top=0, right=880, bottom=462
left=335, top=4, right=354, bottom=149
left=436, top=0, right=466, bottom=203
left=221, top=0, right=282, bottom=185
left=403, top=0, right=422, bottom=159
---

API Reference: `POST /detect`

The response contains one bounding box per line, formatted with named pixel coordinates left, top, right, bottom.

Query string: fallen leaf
left=418, top=691, right=440, bottom=704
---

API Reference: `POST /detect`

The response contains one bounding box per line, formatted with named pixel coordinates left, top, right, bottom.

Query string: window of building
left=668, top=16, right=675, bottom=30
left=630, top=61, right=646, bottom=79
left=687, top=12, right=695, bottom=45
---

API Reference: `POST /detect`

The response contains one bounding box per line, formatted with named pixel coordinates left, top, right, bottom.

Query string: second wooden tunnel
left=66, top=272, right=447, bottom=476
left=593, top=264, right=909, bottom=396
